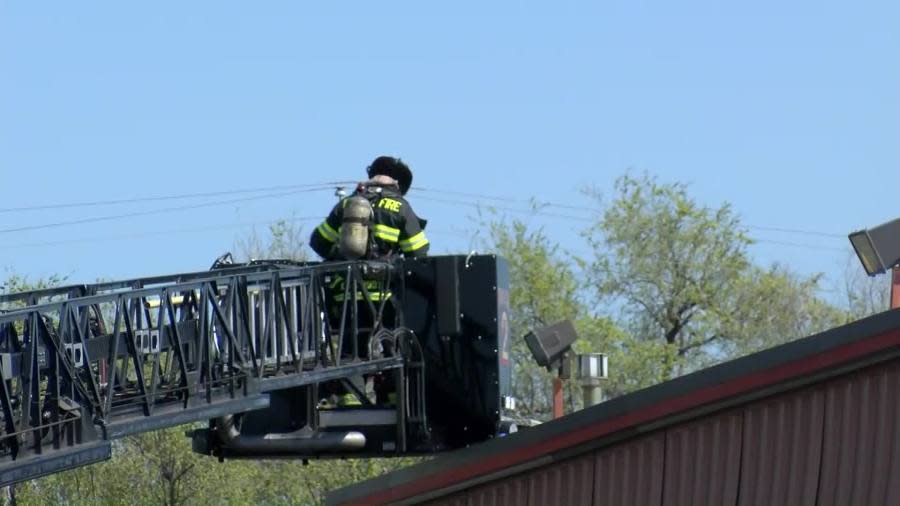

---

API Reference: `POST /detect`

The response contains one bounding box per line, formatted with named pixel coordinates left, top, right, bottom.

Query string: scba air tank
left=339, top=195, right=374, bottom=260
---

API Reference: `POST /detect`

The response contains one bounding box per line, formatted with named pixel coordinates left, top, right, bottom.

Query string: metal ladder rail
left=0, top=260, right=403, bottom=487
left=0, top=263, right=296, bottom=310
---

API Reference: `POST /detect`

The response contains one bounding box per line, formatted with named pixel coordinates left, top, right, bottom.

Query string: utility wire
left=0, top=188, right=328, bottom=235
left=750, top=239, right=848, bottom=253
left=746, top=225, right=845, bottom=239
left=3, top=217, right=471, bottom=250
left=0, top=180, right=849, bottom=254
left=412, top=187, right=848, bottom=242
left=0, top=180, right=847, bottom=242
left=3, top=216, right=324, bottom=249
left=0, top=181, right=354, bottom=214
left=414, top=195, right=596, bottom=223
left=412, top=187, right=602, bottom=213
left=414, top=193, right=849, bottom=253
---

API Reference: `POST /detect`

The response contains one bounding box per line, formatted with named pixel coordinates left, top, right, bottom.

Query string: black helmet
left=366, top=156, right=413, bottom=195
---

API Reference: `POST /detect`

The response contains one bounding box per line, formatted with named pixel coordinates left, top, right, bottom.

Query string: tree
left=14, top=427, right=256, bottom=506
left=840, top=253, right=891, bottom=321
left=717, top=264, right=846, bottom=360
left=582, top=173, right=846, bottom=378
left=484, top=218, right=582, bottom=416
left=583, top=174, right=753, bottom=378
left=480, top=217, right=646, bottom=413
left=0, top=273, right=68, bottom=310
left=235, top=219, right=309, bottom=262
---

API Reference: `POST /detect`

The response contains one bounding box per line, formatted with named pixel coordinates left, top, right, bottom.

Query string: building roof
left=328, top=308, right=900, bottom=506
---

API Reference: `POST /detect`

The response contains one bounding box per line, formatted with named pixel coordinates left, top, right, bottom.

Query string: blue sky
left=1, top=1, right=898, bottom=296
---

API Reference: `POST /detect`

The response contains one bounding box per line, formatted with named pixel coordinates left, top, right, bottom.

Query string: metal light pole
left=552, top=377, right=565, bottom=419
left=553, top=350, right=572, bottom=419
left=892, top=266, right=900, bottom=310
left=524, top=321, right=579, bottom=420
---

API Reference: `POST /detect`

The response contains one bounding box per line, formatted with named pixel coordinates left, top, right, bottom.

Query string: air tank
left=339, top=195, right=373, bottom=260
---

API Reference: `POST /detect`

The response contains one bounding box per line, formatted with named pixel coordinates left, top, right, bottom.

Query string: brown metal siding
left=465, top=474, right=529, bottom=506
left=661, top=411, right=742, bottom=506
left=738, top=386, right=824, bottom=506
left=415, top=357, right=900, bottom=506
left=527, top=452, right=595, bottom=506
left=593, top=434, right=664, bottom=506
left=423, top=494, right=468, bottom=506
left=818, top=360, right=900, bottom=506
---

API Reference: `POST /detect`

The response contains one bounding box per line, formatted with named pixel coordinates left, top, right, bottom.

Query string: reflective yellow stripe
left=374, top=224, right=400, bottom=243
left=317, top=221, right=339, bottom=242
left=375, top=232, right=398, bottom=242
left=400, top=231, right=429, bottom=252
left=374, top=224, right=400, bottom=237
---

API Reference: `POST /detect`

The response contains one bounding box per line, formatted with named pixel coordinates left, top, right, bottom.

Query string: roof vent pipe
left=576, top=353, right=608, bottom=409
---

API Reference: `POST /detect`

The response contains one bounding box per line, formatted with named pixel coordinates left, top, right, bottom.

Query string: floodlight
left=849, top=217, right=900, bottom=276
left=524, top=320, right=578, bottom=371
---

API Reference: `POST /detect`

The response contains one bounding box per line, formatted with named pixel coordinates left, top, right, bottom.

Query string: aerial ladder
left=0, top=254, right=513, bottom=486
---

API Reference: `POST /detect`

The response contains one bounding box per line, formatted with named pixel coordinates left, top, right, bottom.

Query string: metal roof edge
left=328, top=308, right=900, bottom=506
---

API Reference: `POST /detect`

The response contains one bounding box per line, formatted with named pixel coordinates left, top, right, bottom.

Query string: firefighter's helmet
left=366, top=156, right=412, bottom=195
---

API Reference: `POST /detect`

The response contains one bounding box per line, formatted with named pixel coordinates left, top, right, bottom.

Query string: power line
left=750, top=239, right=848, bottom=253
left=3, top=218, right=471, bottom=250
left=0, top=179, right=851, bottom=256
left=414, top=195, right=595, bottom=223
left=412, top=187, right=602, bottom=213
left=413, top=187, right=848, bottom=242
left=747, top=225, right=845, bottom=239
left=0, top=180, right=849, bottom=243
left=0, top=181, right=353, bottom=214
left=0, top=188, right=328, bottom=235
left=3, top=217, right=323, bottom=249
left=414, top=193, right=850, bottom=253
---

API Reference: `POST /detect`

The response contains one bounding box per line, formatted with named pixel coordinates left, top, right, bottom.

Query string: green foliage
left=0, top=273, right=69, bottom=312
left=12, top=425, right=420, bottom=506
left=483, top=218, right=638, bottom=413
left=576, top=315, right=676, bottom=398
left=583, top=174, right=753, bottom=378
left=14, top=427, right=254, bottom=506
left=716, top=264, right=846, bottom=360
left=487, top=220, right=578, bottom=415
left=482, top=172, right=852, bottom=414
left=1, top=274, right=68, bottom=295
left=840, top=254, right=891, bottom=322
left=235, top=219, right=309, bottom=262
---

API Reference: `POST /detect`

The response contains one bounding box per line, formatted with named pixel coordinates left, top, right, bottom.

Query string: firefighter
left=310, top=156, right=429, bottom=407
left=310, top=155, right=429, bottom=260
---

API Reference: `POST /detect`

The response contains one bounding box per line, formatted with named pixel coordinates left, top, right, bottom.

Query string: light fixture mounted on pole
left=524, top=320, right=579, bottom=420
left=849, top=217, right=900, bottom=310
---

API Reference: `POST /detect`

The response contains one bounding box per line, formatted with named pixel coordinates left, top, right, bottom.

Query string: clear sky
left=1, top=1, right=898, bottom=296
